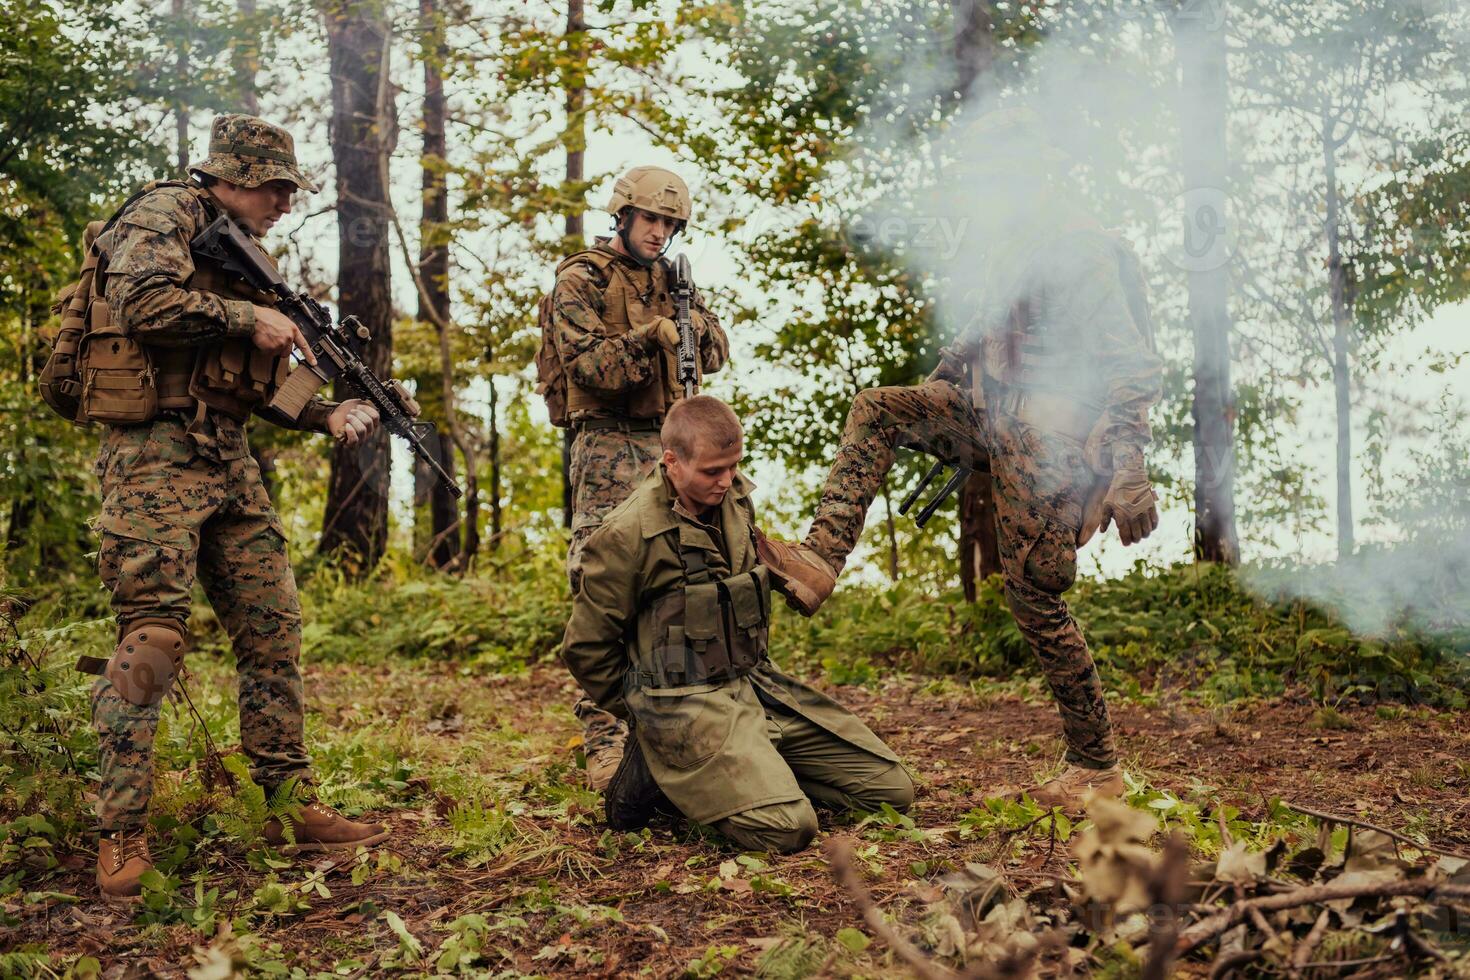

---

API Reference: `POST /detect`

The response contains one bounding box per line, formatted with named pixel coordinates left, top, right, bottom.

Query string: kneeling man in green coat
left=562, top=395, right=914, bottom=854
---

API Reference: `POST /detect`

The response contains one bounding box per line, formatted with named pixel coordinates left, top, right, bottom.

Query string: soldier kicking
left=757, top=109, right=1163, bottom=811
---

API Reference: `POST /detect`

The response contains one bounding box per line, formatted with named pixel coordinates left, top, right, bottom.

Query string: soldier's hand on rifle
left=251, top=305, right=317, bottom=366
left=633, top=315, right=682, bottom=353
left=328, top=399, right=379, bottom=447
left=1092, top=468, right=1159, bottom=547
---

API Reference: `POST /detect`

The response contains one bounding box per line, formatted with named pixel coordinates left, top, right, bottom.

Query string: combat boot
left=1026, top=765, right=1125, bottom=813
left=604, top=734, right=673, bottom=831
left=263, top=799, right=390, bottom=853
left=584, top=727, right=627, bottom=792
left=97, top=830, right=152, bottom=904
left=754, top=531, right=837, bottom=617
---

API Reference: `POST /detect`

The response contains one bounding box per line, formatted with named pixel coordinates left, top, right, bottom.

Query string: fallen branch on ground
left=1280, top=800, right=1470, bottom=861
left=1175, top=879, right=1470, bottom=955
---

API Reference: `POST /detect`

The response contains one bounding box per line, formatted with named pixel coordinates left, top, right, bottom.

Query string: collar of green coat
left=638, top=464, right=754, bottom=541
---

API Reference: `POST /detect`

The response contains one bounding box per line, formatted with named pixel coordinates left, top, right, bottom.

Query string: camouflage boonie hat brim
left=189, top=114, right=319, bottom=193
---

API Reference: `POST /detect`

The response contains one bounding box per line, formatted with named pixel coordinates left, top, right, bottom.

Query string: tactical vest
left=638, top=528, right=772, bottom=689
left=558, top=248, right=675, bottom=421
left=976, top=232, right=1156, bottom=432
left=61, top=181, right=286, bottom=426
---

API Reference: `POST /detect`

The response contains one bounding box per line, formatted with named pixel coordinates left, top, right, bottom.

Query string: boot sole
left=761, top=563, right=824, bottom=617
left=270, top=828, right=391, bottom=855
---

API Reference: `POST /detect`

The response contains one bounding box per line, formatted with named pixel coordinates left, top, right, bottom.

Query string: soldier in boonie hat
left=189, top=114, right=318, bottom=193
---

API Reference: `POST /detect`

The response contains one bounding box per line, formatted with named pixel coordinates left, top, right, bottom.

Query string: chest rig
left=638, top=523, right=773, bottom=689
left=562, top=247, right=676, bottom=420
left=73, top=182, right=287, bottom=427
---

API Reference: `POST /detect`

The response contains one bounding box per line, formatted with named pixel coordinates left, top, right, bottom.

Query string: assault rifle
left=672, top=253, right=698, bottom=397
left=190, top=213, right=462, bottom=498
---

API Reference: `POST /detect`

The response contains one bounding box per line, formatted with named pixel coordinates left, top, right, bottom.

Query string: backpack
left=38, top=181, right=195, bottom=423
left=534, top=288, right=570, bottom=428
left=535, top=250, right=616, bottom=429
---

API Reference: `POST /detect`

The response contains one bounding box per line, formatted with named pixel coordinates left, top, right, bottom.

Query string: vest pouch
left=719, top=567, right=770, bottom=673
left=190, top=338, right=266, bottom=421
left=647, top=590, right=692, bottom=687
left=78, top=310, right=158, bottom=425
left=683, top=581, right=733, bottom=683
left=39, top=316, right=85, bottom=421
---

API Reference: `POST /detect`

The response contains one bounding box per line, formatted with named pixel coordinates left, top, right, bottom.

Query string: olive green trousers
left=711, top=691, right=914, bottom=854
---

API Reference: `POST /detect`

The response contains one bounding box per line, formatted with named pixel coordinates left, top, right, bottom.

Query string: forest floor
left=7, top=652, right=1470, bottom=978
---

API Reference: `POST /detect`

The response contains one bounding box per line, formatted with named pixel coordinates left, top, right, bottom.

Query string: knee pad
left=106, top=619, right=186, bottom=707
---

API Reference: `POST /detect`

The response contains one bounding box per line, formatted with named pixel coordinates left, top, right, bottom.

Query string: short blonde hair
left=662, top=395, right=743, bottom=460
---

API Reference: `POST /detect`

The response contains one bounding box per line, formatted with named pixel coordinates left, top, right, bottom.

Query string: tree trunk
left=233, top=0, right=260, bottom=115
left=489, top=377, right=502, bottom=550
left=1171, top=0, right=1240, bottom=565
left=1322, top=107, right=1354, bottom=560
left=560, top=0, right=586, bottom=530
left=418, top=0, right=458, bottom=570
left=951, top=0, right=1002, bottom=598
left=959, top=469, right=1000, bottom=602
left=320, top=1, right=394, bottom=573
left=173, top=0, right=189, bottom=173
left=951, top=0, right=995, bottom=101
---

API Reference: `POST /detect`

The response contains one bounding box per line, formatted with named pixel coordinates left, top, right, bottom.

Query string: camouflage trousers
left=91, top=417, right=310, bottom=831
left=566, top=425, right=661, bottom=753
left=805, top=381, right=1116, bottom=769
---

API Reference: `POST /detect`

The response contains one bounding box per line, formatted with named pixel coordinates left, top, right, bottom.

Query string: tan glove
left=1085, top=468, right=1159, bottom=547
left=633, top=316, right=681, bottom=353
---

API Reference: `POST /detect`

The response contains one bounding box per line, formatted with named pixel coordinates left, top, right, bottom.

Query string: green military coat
left=562, top=466, right=899, bottom=825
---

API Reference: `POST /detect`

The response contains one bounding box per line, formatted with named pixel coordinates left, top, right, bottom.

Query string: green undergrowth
left=293, top=549, right=568, bottom=668
left=779, top=560, right=1470, bottom=708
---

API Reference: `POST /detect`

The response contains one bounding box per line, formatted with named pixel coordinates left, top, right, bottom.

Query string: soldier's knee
left=854, top=764, right=915, bottom=814
left=718, top=800, right=819, bottom=854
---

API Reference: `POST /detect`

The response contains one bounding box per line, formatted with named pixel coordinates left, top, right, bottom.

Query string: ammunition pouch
left=644, top=565, right=770, bottom=689
left=76, top=618, right=187, bottom=707
left=189, top=338, right=288, bottom=422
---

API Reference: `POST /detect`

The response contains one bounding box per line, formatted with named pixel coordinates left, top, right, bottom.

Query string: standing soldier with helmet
left=535, top=165, right=730, bottom=788
left=757, top=109, right=1164, bottom=811
left=67, top=115, right=392, bottom=903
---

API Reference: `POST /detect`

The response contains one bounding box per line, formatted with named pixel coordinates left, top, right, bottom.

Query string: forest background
left=3, top=0, right=1470, bottom=976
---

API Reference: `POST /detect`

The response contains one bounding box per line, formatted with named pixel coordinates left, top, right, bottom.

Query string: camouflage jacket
left=102, top=184, right=337, bottom=449
left=937, top=229, right=1162, bottom=473
left=551, top=240, right=728, bottom=415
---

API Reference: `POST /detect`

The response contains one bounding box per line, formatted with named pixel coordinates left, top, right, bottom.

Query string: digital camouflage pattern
left=803, top=230, right=1162, bottom=770
left=103, top=185, right=259, bottom=351
left=99, top=184, right=337, bottom=461
left=566, top=428, right=663, bottom=589
left=92, top=419, right=309, bottom=830
left=188, top=114, right=318, bottom=192
left=563, top=467, right=912, bottom=852
left=805, top=380, right=1118, bottom=767
left=551, top=241, right=727, bottom=420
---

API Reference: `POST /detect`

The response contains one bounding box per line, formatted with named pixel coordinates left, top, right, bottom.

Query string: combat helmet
left=605, top=166, right=690, bottom=264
